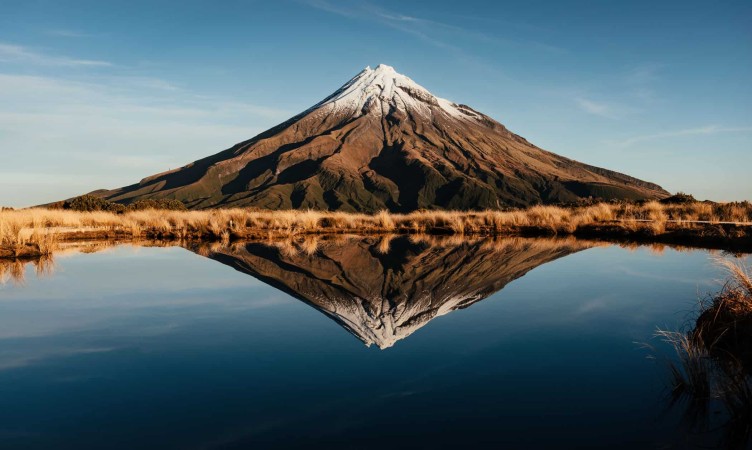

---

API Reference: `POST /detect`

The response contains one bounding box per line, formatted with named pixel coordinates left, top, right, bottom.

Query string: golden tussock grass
left=0, top=201, right=750, bottom=256
left=653, top=257, right=752, bottom=448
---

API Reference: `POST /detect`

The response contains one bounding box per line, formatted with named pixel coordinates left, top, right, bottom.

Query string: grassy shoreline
left=2, top=201, right=751, bottom=258
left=657, top=257, right=751, bottom=447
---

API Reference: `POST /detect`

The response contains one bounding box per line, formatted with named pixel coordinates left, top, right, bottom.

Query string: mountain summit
left=310, top=64, right=481, bottom=121
left=98, top=64, right=668, bottom=211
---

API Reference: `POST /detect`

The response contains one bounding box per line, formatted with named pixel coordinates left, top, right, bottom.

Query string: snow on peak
left=373, top=63, right=396, bottom=72
left=310, top=64, right=475, bottom=121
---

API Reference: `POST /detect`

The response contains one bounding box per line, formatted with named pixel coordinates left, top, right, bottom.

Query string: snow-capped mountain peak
left=312, top=64, right=469, bottom=120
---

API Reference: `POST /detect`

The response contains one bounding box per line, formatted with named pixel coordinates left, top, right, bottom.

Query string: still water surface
left=0, top=237, right=742, bottom=449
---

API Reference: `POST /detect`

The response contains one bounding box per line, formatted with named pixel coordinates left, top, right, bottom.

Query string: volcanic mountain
left=190, top=236, right=595, bottom=349
left=99, top=64, right=668, bottom=211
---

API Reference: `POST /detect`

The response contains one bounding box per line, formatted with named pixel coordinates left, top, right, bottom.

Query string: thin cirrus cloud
left=0, top=59, right=291, bottom=206
left=302, top=0, right=461, bottom=51
left=571, top=64, right=662, bottom=119
left=44, top=29, right=94, bottom=38
left=0, top=42, right=112, bottom=67
left=301, top=0, right=564, bottom=54
left=612, top=125, right=752, bottom=148
left=575, top=97, right=625, bottom=119
left=0, top=72, right=291, bottom=144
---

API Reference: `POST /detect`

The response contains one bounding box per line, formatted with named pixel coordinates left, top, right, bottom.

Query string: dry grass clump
left=694, top=258, right=752, bottom=371
left=656, top=257, right=752, bottom=448
left=657, top=329, right=714, bottom=409
left=614, top=201, right=752, bottom=224
left=0, top=218, right=25, bottom=248
left=375, top=210, right=395, bottom=231
left=29, top=229, right=58, bottom=254
left=0, top=211, right=59, bottom=257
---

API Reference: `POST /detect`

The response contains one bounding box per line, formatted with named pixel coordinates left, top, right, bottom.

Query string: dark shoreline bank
left=2, top=222, right=751, bottom=261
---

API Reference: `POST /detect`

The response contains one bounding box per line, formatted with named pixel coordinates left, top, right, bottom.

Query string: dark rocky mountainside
left=98, top=64, right=668, bottom=211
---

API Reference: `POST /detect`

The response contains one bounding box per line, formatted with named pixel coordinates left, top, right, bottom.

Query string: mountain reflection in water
left=187, top=235, right=598, bottom=349
left=4, top=237, right=750, bottom=448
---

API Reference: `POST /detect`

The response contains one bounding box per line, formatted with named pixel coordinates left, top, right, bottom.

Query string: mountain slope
left=99, top=64, right=668, bottom=211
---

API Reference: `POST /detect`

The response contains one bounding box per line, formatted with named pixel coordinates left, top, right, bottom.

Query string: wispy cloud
left=625, top=64, right=663, bottom=85
left=613, top=125, right=752, bottom=147
left=624, top=63, right=664, bottom=103
left=300, top=0, right=564, bottom=54
left=302, top=0, right=359, bottom=18
left=310, top=0, right=461, bottom=51
left=0, top=73, right=292, bottom=206
left=631, top=87, right=657, bottom=103
left=448, top=14, right=549, bottom=34
left=575, top=97, right=626, bottom=119
left=568, top=63, right=665, bottom=119
left=106, top=76, right=181, bottom=91
left=0, top=42, right=112, bottom=67
left=44, top=29, right=93, bottom=38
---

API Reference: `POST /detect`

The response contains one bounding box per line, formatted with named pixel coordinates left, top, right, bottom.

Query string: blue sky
left=0, top=0, right=750, bottom=207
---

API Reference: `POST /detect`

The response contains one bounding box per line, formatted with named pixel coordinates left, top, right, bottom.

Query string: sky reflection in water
left=0, top=238, right=733, bottom=449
